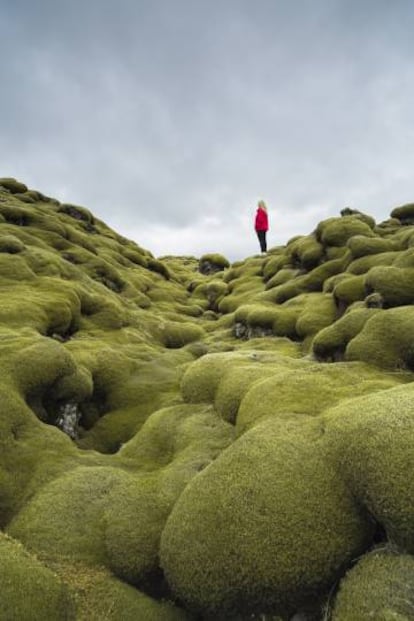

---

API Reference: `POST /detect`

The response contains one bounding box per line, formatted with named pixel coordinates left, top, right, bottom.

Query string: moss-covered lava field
left=0, top=177, right=413, bottom=620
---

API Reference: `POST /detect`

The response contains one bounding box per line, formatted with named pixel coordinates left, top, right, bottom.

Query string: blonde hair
left=258, top=200, right=267, bottom=212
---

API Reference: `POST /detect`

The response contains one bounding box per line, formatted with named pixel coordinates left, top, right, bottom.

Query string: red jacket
left=255, top=207, right=269, bottom=232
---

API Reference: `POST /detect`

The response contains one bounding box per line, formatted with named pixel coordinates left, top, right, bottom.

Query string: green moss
left=323, top=384, right=414, bottom=551
left=0, top=177, right=28, bottom=193
left=199, top=253, right=230, bottom=271
left=375, top=217, right=402, bottom=234
left=346, top=251, right=399, bottom=275
left=24, top=247, right=72, bottom=278
left=316, top=215, right=374, bottom=246
left=262, top=253, right=290, bottom=280
left=54, top=562, right=192, bottom=621
left=159, top=321, right=204, bottom=349
left=229, top=276, right=264, bottom=297
left=391, top=202, right=414, bottom=225
left=339, top=208, right=376, bottom=229
left=347, top=235, right=399, bottom=258
left=4, top=181, right=414, bottom=619
left=58, top=203, right=95, bottom=224
left=235, top=303, right=278, bottom=329
left=12, top=338, right=87, bottom=414
left=322, top=272, right=350, bottom=293
left=25, top=189, right=43, bottom=201
left=74, top=348, right=190, bottom=452
left=214, top=363, right=284, bottom=424
left=365, top=266, right=414, bottom=307
left=14, top=191, right=37, bottom=203
left=0, top=253, right=36, bottom=281
left=160, top=417, right=373, bottom=618
left=285, top=235, right=324, bottom=270
left=333, top=274, right=366, bottom=309
left=174, top=303, right=203, bottom=317
left=218, top=291, right=256, bottom=314
left=303, top=258, right=348, bottom=291
left=147, top=258, right=171, bottom=280
left=234, top=300, right=305, bottom=341
left=331, top=549, right=414, bottom=621
left=106, top=404, right=233, bottom=584
left=267, top=275, right=307, bottom=303
left=345, top=306, right=414, bottom=370
left=8, top=467, right=128, bottom=563
left=236, top=360, right=401, bottom=435
left=270, top=259, right=347, bottom=304
left=191, top=279, right=228, bottom=311
left=392, top=246, right=414, bottom=267
left=0, top=532, right=75, bottom=620
left=312, top=307, right=380, bottom=362
left=265, top=267, right=299, bottom=290
left=295, top=293, right=337, bottom=343
left=122, top=247, right=148, bottom=267
left=0, top=234, right=25, bottom=254
left=65, top=227, right=98, bottom=254
left=325, top=245, right=349, bottom=260
left=181, top=352, right=245, bottom=403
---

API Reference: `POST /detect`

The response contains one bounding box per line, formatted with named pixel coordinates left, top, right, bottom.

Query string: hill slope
left=0, top=177, right=413, bottom=620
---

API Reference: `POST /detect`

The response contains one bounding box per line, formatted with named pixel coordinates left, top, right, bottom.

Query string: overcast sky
left=1, top=1, right=414, bottom=261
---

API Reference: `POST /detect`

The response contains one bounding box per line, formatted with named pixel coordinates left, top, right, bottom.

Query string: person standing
left=254, top=200, right=269, bottom=252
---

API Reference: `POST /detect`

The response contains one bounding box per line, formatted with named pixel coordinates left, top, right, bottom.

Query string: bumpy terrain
left=0, top=177, right=413, bottom=621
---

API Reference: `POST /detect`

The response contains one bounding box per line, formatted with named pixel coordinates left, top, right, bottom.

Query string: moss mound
left=316, top=215, right=374, bottom=246
left=199, top=253, right=230, bottom=274
left=3, top=179, right=414, bottom=618
left=312, top=307, right=380, bottom=361
left=160, top=418, right=372, bottom=618
left=0, top=532, right=75, bottom=620
left=0, top=233, right=25, bottom=253
left=391, top=202, right=414, bottom=225
left=8, top=467, right=128, bottom=564
left=365, top=265, right=414, bottom=307
left=236, top=360, right=404, bottom=434
left=54, top=563, right=192, bottom=621
left=323, top=384, right=414, bottom=551
left=345, top=306, right=414, bottom=370
left=0, top=177, right=28, bottom=193
left=331, top=549, right=414, bottom=620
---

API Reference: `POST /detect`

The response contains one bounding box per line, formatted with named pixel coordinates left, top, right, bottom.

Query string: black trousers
left=256, top=230, right=267, bottom=252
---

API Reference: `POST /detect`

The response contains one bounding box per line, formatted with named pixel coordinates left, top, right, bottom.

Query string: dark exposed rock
left=55, top=402, right=82, bottom=439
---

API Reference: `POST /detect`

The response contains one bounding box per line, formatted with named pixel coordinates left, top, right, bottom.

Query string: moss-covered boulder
left=324, top=383, right=414, bottom=551
left=312, top=307, right=380, bottom=362
left=331, top=549, right=414, bottom=621
left=159, top=320, right=204, bottom=348
left=316, top=215, right=375, bottom=246
left=347, top=250, right=400, bottom=275
left=106, top=404, right=234, bottom=585
left=7, top=467, right=127, bottom=564
left=199, top=253, right=230, bottom=275
left=391, top=202, right=414, bottom=225
left=236, top=360, right=402, bottom=434
left=0, top=532, right=75, bottom=620
left=0, top=234, right=25, bottom=253
left=347, top=234, right=398, bottom=258
left=285, top=235, right=324, bottom=270
left=54, top=563, right=192, bottom=621
left=332, top=273, right=366, bottom=312
left=345, top=306, right=414, bottom=370
left=181, top=352, right=244, bottom=403
left=365, top=265, right=414, bottom=307
left=0, top=177, right=28, bottom=194
left=160, top=417, right=373, bottom=618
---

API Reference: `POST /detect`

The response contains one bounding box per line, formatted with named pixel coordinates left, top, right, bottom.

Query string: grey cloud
left=1, top=1, right=414, bottom=260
